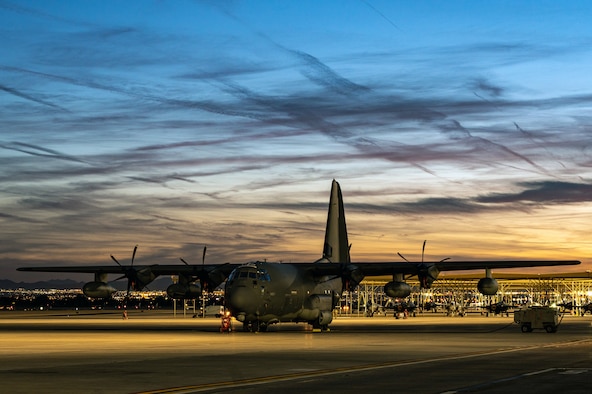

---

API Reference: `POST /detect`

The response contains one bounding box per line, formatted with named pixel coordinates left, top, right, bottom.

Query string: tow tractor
left=513, top=306, right=560, bottom=333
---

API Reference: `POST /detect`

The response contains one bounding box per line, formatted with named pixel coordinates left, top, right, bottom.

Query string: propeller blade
left=202, top=245, right=207, bottom=265
left=131, top=245, right=138, bottom=266
left=111, top=255, right=122, bottom=267
left=180, top=258, right=189, bottom=266
left=422, top=240, right=426, bottom=263
left=397, top=252, right=410, bottom=262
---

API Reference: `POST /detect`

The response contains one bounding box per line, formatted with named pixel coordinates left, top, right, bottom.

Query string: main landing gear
left=311, top=321, right=330, bottom=332
left=243, top=320, right=268, bottom=332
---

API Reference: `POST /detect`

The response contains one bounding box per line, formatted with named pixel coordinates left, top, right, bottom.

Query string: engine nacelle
left=477, top=277, right=499, bottom=295
left=132, top=267, right=157, bottom=291
left=166, top=283, right=202, bottom=299
left=343, top=264, right=365, bottom=290
left=384, top=281, right=412, bottom=298
left=418, top=264, right=440, bottom=289
left=83, top=282, right=117, bottom=298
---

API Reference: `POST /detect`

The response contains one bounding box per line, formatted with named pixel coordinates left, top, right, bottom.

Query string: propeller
left=181, top=245, right=206, bottom=266
left=397, top=241, right=449, bottom=288
left=180, top=245, right=208, bottom=289
left=110, top=245, right=155, bottom=306
left=111, top=245, right=137, bottom=301
left=397, top=240, right=450, bottom=264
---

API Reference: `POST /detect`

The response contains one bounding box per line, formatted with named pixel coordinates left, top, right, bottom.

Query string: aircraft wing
left=353, top=259, right=581, bottom=276
left=17, top=265, right=142, bottom=274
left=17, top=263, right=241, bottom=294
left=17, top=264, right=239, bottom=276
left=18, top=259, right=580, bottom=277
left=305, top=259, right=581, bottom=277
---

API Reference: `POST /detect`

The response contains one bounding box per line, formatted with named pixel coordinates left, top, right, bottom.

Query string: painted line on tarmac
left=440, top=368, right=558, bottom=394
left=135, top=339, right=591, bottom=394
left=440, top=368, right=592, bottom=393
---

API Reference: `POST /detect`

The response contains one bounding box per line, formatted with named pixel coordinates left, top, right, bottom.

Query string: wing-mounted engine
left=83, top=273, right=116, bottom=298
left=477, top=268, right=499, bottom=295
left=384, top=280, right=412, bottom=298
left=166, top=273, right=202, bottom=299
left=200, top=265, right=229, bottom=291
left=342, top=262, right=364, bottom=291
left=130, top=266, right=157, bottom=291
left=384, top=272, right=412, bottom=298
left=180, top=246, right=231, bottom=293
left=83, top=246, right=158, bottom=299
left=417, top=263, right=440, bottom=289
left=179, top=267, right=221, bottom=294
left=110, top=245, right=157, bottom=294
left=398, top=240, right=444, bottom=290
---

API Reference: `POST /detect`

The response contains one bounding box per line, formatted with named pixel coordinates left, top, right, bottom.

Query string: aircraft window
left=257, top=270, right=271, bottom=281
left=231, top=267, right=260, bottom=280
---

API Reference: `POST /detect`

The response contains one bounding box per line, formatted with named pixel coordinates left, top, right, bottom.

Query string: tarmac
left=0, top=310, right=590, bottom=394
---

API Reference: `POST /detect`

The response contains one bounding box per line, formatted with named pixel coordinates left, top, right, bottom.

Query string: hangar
left=342, top=271, right=592, bottom=317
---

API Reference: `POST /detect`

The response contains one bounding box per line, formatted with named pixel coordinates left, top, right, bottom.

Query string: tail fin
left=321, top=180, right=350, bottom=263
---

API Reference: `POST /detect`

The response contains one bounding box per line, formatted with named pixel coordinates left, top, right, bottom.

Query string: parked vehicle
left=514, top=306, right=559, bottom=333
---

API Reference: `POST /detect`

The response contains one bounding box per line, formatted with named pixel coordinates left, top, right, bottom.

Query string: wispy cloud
left=2, top=1, right=591, bottom=279
left=477, top=181, right=592, bottom=205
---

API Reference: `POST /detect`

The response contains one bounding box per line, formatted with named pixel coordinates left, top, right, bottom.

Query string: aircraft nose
left=228, top=286, right=257, bottom=314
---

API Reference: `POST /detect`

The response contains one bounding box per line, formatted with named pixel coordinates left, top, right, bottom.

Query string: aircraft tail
left=321, top=180, right=350, bottom=264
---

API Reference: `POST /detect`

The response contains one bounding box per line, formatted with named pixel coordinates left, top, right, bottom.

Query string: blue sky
left=1, top=0, right=591, bottom=281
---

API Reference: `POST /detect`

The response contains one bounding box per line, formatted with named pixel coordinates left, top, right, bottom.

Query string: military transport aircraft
left=17, top=180, right=580, bottom=332
left=483, top=301, right=514, bottom=316
left=558, top=301, right=592, bottom=315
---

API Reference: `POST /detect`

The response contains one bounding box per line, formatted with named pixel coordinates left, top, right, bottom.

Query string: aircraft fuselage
left=225, top=261, right=342, bottom=331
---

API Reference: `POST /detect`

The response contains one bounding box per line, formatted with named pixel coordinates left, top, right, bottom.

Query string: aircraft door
left=283, top=290, right=302, bottom=314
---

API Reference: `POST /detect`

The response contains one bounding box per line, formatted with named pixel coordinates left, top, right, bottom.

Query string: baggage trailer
left=514, top=306, right=559, bottom=333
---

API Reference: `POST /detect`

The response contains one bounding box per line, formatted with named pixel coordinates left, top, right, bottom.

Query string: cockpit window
left=257, top=270, right=271, bottom=281
left=228, top=266, right=271, bottom=282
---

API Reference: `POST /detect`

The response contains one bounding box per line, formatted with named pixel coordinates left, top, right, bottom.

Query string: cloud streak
left=1, top=1, right=591, bottom=279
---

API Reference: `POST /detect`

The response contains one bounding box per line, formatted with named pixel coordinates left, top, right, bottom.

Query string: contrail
left=361, top=0, right=402, bottom=32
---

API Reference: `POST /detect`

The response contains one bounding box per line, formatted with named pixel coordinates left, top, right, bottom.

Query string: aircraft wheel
left=251, top=320, right=261, bottom=332
left=545, top=325, right=556, bottom=333
left=310, top=320, right=330, bottom=332
left=243, top=321, right=260, bottom=332
left=247, top=320, right=268, bottom=333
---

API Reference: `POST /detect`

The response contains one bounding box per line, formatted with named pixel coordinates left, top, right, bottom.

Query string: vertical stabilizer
left=322, top=180, right=350, bottom=263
